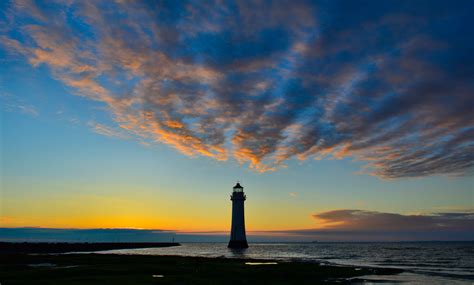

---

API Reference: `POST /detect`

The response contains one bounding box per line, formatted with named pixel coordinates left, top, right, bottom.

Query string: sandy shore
left=0, top=253, right=402, bottom=284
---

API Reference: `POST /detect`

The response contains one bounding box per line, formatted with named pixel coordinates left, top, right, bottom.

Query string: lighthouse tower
left=228, top=182, right=248, bottom=248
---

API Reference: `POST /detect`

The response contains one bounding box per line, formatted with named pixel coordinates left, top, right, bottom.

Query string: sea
left=101, top=242, right=473, bottom=284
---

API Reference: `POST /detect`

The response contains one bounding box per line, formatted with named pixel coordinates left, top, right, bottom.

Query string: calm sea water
left=101, top=242, right=473, bottom=284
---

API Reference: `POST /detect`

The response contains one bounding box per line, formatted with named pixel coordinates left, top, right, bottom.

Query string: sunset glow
left=1, top=0, right=473, bottom=242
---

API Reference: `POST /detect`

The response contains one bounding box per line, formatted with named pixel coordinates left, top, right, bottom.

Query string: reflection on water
left=100, top=242, right=474, bottom=284
left=245, top=262, right=278, bottom=265
left=228, top=247, right=247, bottom=255
left=152, top=275, right=164, bottom=278
left=351, top=272, right=472, bottom=285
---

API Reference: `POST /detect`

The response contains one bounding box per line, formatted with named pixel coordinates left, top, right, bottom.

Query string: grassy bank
left=0, top=253, right=402, bottom=284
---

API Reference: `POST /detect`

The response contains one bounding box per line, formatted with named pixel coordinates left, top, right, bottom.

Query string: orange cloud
left=2, top=0, right=473, bottom=179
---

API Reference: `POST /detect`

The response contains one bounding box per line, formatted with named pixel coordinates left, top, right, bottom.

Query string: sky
left=0, top=0, right=473, bottom=242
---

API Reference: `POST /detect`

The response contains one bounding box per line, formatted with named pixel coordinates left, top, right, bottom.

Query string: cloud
left=1, top=0, right=473, bottom=178
left=269, top=209, right=474, bottom=241
left=88, top=121, right=130, bottom=140
left=312, top=209, right=474, bottom=232
left=0, top=91, right=38, bottom=116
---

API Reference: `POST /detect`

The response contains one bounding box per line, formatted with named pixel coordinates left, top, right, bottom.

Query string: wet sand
left=0, top=253, right=402, bottom=284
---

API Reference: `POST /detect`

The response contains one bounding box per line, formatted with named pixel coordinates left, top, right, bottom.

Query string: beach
left=0, top=252, right=402, bottom=284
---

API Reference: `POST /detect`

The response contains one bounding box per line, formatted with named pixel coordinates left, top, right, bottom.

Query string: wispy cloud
left=0, top=91, right=38, bottom=117
left=16, top=104, right=38, bottom=116
left=88, top=121, right=129, bottom=140
left=1, top=0, right=473, bottom=178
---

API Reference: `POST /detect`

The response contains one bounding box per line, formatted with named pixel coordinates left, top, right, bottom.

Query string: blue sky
left=0, top=0, right=473, bottom=241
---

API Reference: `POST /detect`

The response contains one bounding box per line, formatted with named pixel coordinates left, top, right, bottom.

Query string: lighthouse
left=228, top=182, right=248, bottom=248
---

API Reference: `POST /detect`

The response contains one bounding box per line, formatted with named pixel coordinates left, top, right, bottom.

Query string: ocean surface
left=101, top=242, right=473, bottom=284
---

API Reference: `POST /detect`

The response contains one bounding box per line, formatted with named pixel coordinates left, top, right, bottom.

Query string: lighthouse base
left=228, top=240, right=248, bottom=248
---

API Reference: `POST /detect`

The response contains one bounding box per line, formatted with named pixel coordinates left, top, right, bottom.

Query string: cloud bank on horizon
left=1, top=209, right=472, bottom=242
left=1, top=0, right=473, bottom=178
left=257, top=209, right=474, bottom=241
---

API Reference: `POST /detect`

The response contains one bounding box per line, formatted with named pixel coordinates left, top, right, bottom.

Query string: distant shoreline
left=0, top=242, right=180, bottom=254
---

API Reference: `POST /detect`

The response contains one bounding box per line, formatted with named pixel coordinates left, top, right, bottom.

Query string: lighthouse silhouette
left=228, top=182, right=248, bottom=248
